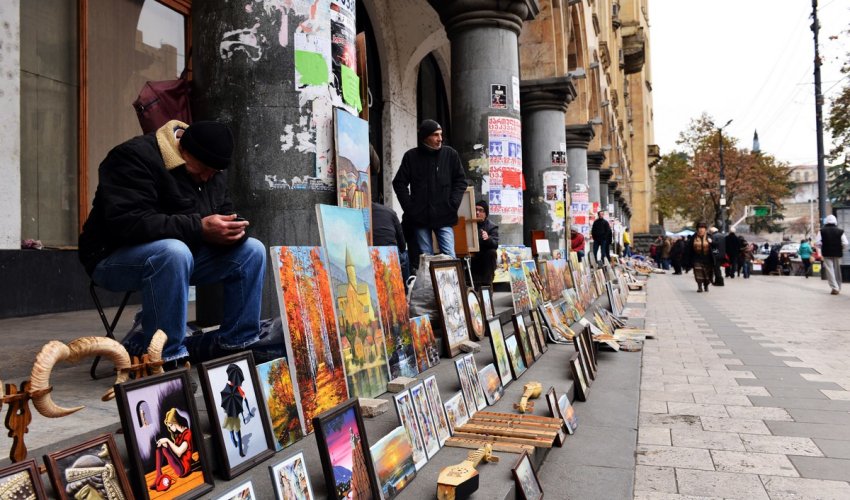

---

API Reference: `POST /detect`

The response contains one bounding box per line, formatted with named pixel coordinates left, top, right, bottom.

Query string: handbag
left=132, top=54, right=192, bottom=134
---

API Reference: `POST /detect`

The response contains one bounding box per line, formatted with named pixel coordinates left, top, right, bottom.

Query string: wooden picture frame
left=268, top=451, right=315, bottom=500
left=393, top=390, right=429, bottom=471
left=212, top=480, right=256, bottom=500
left=529, top=309, right=549, bottom=354
left=463, top=354, right=488, bottom=411
left=44, top=433, right=132, bottom=500
left=505, top=333, right=528, bottom=380
left=512, top=451, right=543, bottom=500
left=573, top=330, right=595, bottom=383
left=542, top=387, right=567, bottom=446
left=312, top=399, right=380, bottom=500
left=430, top=259, right=472, bottom=357
left=581, top=325, right=597, bottom=372
left=114, top=369, right=214, bottom=500
left=576, top=327, right=597, bottom=380
left=424, top=375, right=452, bottom=447
left=198, top=352, right=276, bottom=479
left=479, top=285, right=495, bottom=319
left=0, top=458, right=47, bottom=500
left=512, top=314, right=536, bottom=367
left=487, top=317, right=514, bottom=387
left=570, top=354, right=589, bottom=402
left=558, top=392, right=578, bottom=434
left=453, top=357, right=478, bottom=417
left=523, top=313, right=544, bottom=360
left=457, top=186, right=480, bottom=252
left=465, top=287, right=486, bottom=341
left=478, top=363, right=505, bottom=405
left=410, top=383, right=442, bottom=459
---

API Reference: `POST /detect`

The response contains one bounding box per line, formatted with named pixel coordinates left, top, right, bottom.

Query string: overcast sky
left=649, top=0, right=850, bottom=166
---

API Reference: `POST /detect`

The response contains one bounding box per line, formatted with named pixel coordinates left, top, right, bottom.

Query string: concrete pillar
left=599, top=169, right=612, bottom=211
left=0, top=0, right=20, bottom=250
left=520, top=77, right=576, bottom=249
left=432, top=1, right=539, bottom=245
left=608, top=180, right=619, bottom=215
left=586, top=151, right=605, bottom=205
left=192, top=2, right=336, bottom=317
left=565, top=124, right=595, bottom=193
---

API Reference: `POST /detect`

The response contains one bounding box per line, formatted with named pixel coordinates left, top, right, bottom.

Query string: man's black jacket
left=392, top=145, right=468, bottom=229
left=591, top=217, right=612, bottom=243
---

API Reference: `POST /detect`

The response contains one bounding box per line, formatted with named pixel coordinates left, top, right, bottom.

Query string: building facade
left=1, top=0, right=656, bottom=316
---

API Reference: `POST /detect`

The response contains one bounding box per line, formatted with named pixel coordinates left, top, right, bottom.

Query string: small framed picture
left=479, top=285, right=495, bottom=319
left=465, top=287, right=487, bottom=340
left=44, top=434, right=132, bottom=500
left=488, top=317, right=514, bottom=387
left=582, top=326, right=597, bottom=371
left=198, top=352, right=276, bottom=479
left=463, top=354, right=488, bottom=411
left=512, top=451, right=543, bottom=500
left=212, top=480, right=256, bottom=500
left=393, top=390, right=429, bottom=471
left=0, top=459, right=47, bottom=500
left=529, top=309, right=549, bottom=354
left=478, top=363, right=505, bottom=405
left=269, top=451, right=314, bottom=500
left=443, top=391, right=470, bottom=435
left=312, top=399, right=380, bottom=500
left=114, top=369, right=214, bottom=500
left=559, top=393, right=578, bottom=434
left=543, top=388, right=567, bottom=446
left=454, top=356, right=478, bottom=417
left=369, top=426, right=418, bottom=500
left=505, top=333, right=528, bottom=379
left=512, top=314, right=537, bottom=367
left=570, top=354, right=589, bottom=402
left=431, top=260, right=473, bottom=357
left=573, top=331, right=594, bottom=383
left=423, top=375, right=452, bottom=447
left=410, top=383, right=443, bottom=458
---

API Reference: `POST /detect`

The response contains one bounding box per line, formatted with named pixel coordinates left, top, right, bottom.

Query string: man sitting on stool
left=470, top=200, right=500, bottom=288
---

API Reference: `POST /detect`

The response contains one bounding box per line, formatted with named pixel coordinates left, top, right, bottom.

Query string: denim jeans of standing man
left=415, top=227, right=456, bottom=258
left=92, top=237, right=266, bottom=361
left=593, top=240, right=611, bottom=264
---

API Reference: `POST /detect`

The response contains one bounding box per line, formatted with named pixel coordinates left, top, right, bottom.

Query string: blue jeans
left=415, top=227, right=456, bottom=258
left=92, top=238, right=266, bottom=361
left=624, top=244, right=632, bottom=257
left=593, top=241, right=610, bottom=264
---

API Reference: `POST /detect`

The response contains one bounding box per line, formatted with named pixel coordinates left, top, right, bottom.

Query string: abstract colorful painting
left=488, top=318, right=513, bottom=387
left=317, top=205, right=390, bottom=399
left=443, top=392, right=470, bottom=435
left=410, top=383, right=441, bottom=458
left=509, top=266, right=532, bottom=314
left=369, top=426, right=417, bottom=500
left=423, top=375, right=451, bottom=446
left=371, top=246, right=418, bottom=380
left=334, top=108, right=372, bottom=239
left=272, top=246, right=349, bottom=433
left=410, top=315, right=440, bottom=372
left=269, top=452, right=314, bottom=500
left=256, top=358, right=305, bottom=452
left=478, top=363, right=504, bottom=405
left=430, top=260, right=472, bottom=357
left=393, top=390, right=428, bottom=471
left=313, top=400, right=378, bottom=500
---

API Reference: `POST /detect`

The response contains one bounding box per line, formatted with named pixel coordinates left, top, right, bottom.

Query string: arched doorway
left=416, top=53, right=451, bottom=146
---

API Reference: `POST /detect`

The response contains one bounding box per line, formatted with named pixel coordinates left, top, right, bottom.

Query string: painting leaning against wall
left=371, top=246, right=419, bottom=380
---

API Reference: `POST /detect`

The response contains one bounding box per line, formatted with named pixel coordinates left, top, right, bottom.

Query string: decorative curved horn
left=62, top=337, right=131, bottom=402
left=30, top=341, right=82, bottom=418
left=146, top=330, right=168, bottom=376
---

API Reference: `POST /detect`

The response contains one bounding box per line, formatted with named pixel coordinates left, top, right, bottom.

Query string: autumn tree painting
left=257, top=358, right=304, bottom=450
left=371, top=247, right=418, bottom=380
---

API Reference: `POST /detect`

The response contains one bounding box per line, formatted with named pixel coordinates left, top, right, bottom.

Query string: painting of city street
left=272, top=246, right=349, bottom=434
left=371, top=246, right=418, bottom=380
left=317, top=205, right=390, bottom=399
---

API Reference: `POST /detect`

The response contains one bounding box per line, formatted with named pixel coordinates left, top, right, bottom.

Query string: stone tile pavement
left=635, top=273, right=850, bottom=500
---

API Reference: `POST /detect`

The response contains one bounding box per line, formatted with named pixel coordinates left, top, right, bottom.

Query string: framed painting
left=581, top=326, right=597, bottom=372
left=453, top=356, right=478, bottom=416
left=317, top=205, right=390, bottom=399
left=369, top=426, right=417, bottom=500
left=478, top=363, right=504, bottom=405
left=463, top=354, right=488, bottom=411
left=521, top=260, right=545, bottom=309
left=269, top=452, right=314, bottom=500
left=508, top=265, right=532, bottom=314
left=256, top=357, right=305, bottom=452
left=371, top=246, right=419, bottom=380
left=543, top=388, right=570, bottom=446
left=494, top=245, right=533, bottom=283
left=512, top=451, right=543, bottom=500
left=0, top=459, right=46, bottom=500
left=443, top=392, right=470, bottom=435
left=487, top=317, right=513, bottom=387
left=213, top=480, right=256, bottom=500
left=574, top=329, right=595, bottom=381
left=479, top=285, right=495, bottom=319
left=423, top=375, right=452, bottom=447
left=410, top=383, right=442, bottom=458
left=512, top=314, right=536, bottom=367
left=529, top=309, right=549, bottom=355
left=410, top=315, right=441, bottom=372
left=114, top=369, right=214, bottom=500
left=199, top=353, right=276, bottom=479
left=312, top=399, right=379, bottom=500
left=465, top=288, right=486, bottom=341
left=505, top=334, right=528, bottom=379
left=430, top=259, right=472, bottom=357
left=558, top=393, right=578, bottom=434
left=570, top=354, right=589, bottom=402
left=393, top=390, right=429, bottom=471
left=334, top=108, right=372, bottom=241
left=271, top=246, right=349, bottom=434
left=44, top=434, right=132, bottom=500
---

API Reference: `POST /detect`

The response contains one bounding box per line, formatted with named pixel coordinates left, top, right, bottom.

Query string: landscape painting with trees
left=370, top=246, right=418, bottom=380
left=257, top=358, right=304, bottom=450
left=271, top=246, right=349, bottom=434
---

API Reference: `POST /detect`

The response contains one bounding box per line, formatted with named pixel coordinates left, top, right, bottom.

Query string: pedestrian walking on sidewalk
left=671, top=237, right=684, bottom=274
left=684, top=222, right=714, bottom=293
left=816, top=215, right=848, bottom=294
left=741, top=240, right=754, bottom=279
left=799, top=239, right=813, bottom=278
left=709, top=227, right=725, bottom=286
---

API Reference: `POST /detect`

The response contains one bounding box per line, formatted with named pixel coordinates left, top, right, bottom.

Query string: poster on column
left=330, top=0, right=359, bottom=114
left=488, top=117, right=523, bottom=222
left=571, top=191, right=590, bottom=236
left=542, top=170, right=567, bottom=233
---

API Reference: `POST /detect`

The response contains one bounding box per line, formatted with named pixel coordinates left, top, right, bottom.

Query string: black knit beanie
left=418, top=119, right=442, bottom=143
left=476, top=199, right=489, bottom=218
left=180, top=121, right=234, bottom=170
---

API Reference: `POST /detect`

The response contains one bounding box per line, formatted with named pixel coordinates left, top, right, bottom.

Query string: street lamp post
left=716, top=119, right=733, bottom=232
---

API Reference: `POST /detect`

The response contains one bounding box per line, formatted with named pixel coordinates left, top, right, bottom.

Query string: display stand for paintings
left=1, top=380, right=37, bottom=462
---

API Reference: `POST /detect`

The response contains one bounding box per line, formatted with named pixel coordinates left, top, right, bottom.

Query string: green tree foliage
left=826, top=30, right=850, bottom=203
left=654, top=113, right=793, bottom=230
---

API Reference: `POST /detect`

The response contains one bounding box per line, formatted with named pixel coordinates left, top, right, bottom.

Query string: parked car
left=779, top=243, right=800, bottom=262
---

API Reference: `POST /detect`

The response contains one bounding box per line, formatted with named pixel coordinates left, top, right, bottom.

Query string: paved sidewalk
left=635, top=273, right=850, bottom=500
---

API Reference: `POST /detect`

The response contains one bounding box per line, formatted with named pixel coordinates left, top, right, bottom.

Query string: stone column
left=586, top=151, right=605, bottom=206
left=565, top=123, right=595, bottom=193
left=599, top=169, right=612, bottom=211
left=192, top=2, right=337, bottom=318
left=0, top=0, right=20, bottom=250
left=431, top=0, right=539, bottom=245
left=520, top=77, right=576, bottom=249
left=608, top=180, right=618, bottom=215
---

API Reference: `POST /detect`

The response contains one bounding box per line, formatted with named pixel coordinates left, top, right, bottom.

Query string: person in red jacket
left=570, top=226, right=586, bottom=261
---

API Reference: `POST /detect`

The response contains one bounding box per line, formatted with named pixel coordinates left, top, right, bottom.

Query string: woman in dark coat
left=683, top=222, right=714, bottom=293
